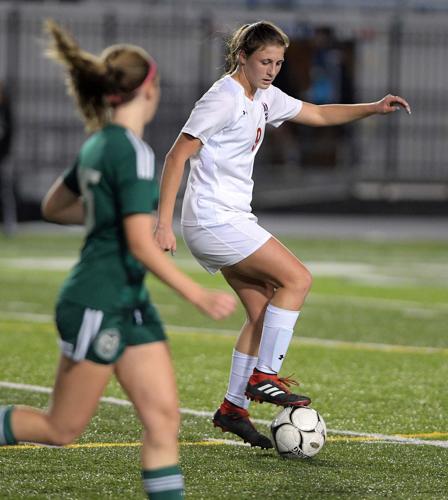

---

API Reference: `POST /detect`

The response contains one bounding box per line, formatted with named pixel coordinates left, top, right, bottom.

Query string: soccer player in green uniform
left=0, top=20, right=236, bottom=499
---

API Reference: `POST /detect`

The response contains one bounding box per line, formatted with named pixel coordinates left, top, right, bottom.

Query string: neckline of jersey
left=106, top=122, right=140, bottom=139
left=107, top=123, right=128, bottom=132
left=226, top=75, right=260, bottom=102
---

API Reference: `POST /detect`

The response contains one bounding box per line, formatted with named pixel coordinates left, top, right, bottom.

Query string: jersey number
left=78, top=168, right=102, bottom=235
left=251, top=127, right=262, bottom=151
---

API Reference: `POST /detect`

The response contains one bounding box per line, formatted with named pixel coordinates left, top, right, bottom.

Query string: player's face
left=242, top=44, right=285, bottom=90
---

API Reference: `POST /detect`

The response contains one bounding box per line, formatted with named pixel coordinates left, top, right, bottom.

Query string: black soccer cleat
left=212, top=408, right=273, bottom=449
left=245, top=370, right=311, bottom=407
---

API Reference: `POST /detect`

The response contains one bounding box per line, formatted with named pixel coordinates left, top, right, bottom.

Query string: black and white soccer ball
left=270, top=406, right=327, bottom=459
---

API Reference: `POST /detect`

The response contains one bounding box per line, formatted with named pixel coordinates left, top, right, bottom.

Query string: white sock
left=225, top=349, right=258, bottom=409
left=256, top=304, right=300, bottom=374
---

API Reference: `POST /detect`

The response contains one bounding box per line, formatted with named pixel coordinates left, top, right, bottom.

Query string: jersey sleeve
left=267, top=86, right=303, bottom=128
left=115, top=147, right=159, bottom=216
left=181, top=90, right=235, bottom=144
left=62, top=158, right=81, bottom=195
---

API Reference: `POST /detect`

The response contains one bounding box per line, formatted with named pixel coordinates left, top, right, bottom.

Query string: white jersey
left=181, top=75, right=302, bottom=226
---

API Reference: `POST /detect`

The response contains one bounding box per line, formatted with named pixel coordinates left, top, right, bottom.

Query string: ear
left=238, top=50, right=247, bottom=66
left=143, top=79, right=158, bottom=100
left=143, top=84, right=152, bottom=100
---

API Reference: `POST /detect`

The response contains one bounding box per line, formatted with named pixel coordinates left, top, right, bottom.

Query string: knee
left=300, top=268, right=313, bottom=293
left=143, top=405, right=181, bottom=440
left=284, top=267, right=313, bottom=296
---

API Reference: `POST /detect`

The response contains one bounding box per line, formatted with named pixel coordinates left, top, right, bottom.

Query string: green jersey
left=59, top=124, right=159, bottom=311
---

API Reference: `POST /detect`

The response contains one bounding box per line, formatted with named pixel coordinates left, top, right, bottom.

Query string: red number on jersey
left=251, top=127, right=262, bottom=151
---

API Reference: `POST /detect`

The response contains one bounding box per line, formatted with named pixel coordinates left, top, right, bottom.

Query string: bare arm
left=125, top=213, right=236, bottom=320
left=155, top=132, right=202, bottom=253
left=41, top=177, right=85, bottom=225
left=291, top=94, right=411, bottom=127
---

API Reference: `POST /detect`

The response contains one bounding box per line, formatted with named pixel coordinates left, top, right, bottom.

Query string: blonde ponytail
left=44, top=19, right=153, bottom=132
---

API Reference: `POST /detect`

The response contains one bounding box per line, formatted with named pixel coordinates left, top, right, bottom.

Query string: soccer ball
left=270, top=406, right=327, bottom=459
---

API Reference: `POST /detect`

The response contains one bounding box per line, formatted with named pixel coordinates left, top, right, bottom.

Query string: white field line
left=0, top=257, right=445, bottom=275
left=3, top=256, right=448, bottom=315
left=165, top=325, right=448, bottom=355
left=2, top=284, right=448, bottom=318
left=1, top=311, right=52, bottom=323
left=3, top=257, right=448, bottom=287
left=1, top=381, right=447, bottom=449
left=1, top=311, right=447, bottom=355
left=307, top=294, right=448, bottom=315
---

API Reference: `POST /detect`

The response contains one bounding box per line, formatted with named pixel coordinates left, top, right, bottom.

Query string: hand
left=375, top=94, right=411, bottom=115
left=194, top=289, right=237, bottom=320
left=154, top=223, right=177, bottom=256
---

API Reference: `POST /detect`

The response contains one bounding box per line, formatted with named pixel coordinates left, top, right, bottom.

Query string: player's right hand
left=154, top=224, right=177, bottom=255
left=195, top=290, right=237, bottom=320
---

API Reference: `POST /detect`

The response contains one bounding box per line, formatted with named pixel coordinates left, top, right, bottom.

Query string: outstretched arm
left=291, top=94, right=411, bottom=127
left=155, top=132, right=202, bottom=253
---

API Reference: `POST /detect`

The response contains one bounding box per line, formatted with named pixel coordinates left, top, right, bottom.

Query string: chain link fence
left=0, top=3, right=447, bottom=219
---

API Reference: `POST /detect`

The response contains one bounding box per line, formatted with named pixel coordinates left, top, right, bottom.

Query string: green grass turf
left=0, top=231, right=447, bottom=498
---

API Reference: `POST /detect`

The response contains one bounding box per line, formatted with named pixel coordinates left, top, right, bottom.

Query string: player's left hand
left=375, top=94, right=411, bottom=115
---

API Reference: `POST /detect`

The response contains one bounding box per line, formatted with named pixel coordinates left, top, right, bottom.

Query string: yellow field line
left=1, top=440, right=217, bottom=451
left=396, top=432, right=448, bottom=439
left=1, top=441, right=219, bottom=451
left=328, top=436, right=380, bottom=442
left=2, top=432, right=447, bottom=451
left=331, top=431, right=448, bottom=439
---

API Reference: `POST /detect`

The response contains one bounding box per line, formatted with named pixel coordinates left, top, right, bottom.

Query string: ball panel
left=299, top=430, right=325, bottom=457
left=290, top=407, right=319, bottom=431
left=271, top=406, right=293, bottom=428
left=272, top=423, right=301, bottom=454
left=317, top=413, right=327, bottom=438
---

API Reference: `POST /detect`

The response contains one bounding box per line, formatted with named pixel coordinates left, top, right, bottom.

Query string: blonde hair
left=44, top=19, right=154, bottom=131
left=225, top=21, right=289, bottom=74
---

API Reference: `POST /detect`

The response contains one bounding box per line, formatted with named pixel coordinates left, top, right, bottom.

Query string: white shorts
left=181, top=217, right=272, bottom=274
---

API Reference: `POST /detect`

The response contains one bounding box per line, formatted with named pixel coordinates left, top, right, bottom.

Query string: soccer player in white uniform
left=155, top=21, right=411, bottom=448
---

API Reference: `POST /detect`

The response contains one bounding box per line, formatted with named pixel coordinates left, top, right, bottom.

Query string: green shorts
left=55, top=299, right=166, bottom=365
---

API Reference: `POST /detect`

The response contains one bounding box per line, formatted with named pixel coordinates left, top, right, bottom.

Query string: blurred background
left=1, top=0, right=448, bottom=235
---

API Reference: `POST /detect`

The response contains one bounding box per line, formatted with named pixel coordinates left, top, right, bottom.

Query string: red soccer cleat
left=245, top=369, right=311, bottom=407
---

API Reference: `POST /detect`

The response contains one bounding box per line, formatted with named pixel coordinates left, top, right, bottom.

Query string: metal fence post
left=384, top=16, right=403, bottom=184
left=1, top=8, right=20, bottom=235
left=103, top=12, right=118, bottom=48
left=198, top=14, right=214, bottom=97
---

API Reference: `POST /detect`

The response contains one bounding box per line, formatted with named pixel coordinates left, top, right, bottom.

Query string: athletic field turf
left=0, top=229, right=447, bottom=499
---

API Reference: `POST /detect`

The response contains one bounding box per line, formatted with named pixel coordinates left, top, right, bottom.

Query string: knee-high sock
left=225, top=349, right=258, bottom=409
left=256, top=304, right=300, bottom=374
left=0, top=406, right=16, bottom=445
left=142, top=465, right=184, bottom=499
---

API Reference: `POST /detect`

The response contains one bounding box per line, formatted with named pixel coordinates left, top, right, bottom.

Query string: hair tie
left=137, top=55, right=158, bottom=90
left=105, top=94, right=123, bottom=105
left=104, top=55, right=158, bottom=106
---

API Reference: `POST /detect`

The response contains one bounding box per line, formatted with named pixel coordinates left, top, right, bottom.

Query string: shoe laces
left=277, top=374, right=300, bottom=392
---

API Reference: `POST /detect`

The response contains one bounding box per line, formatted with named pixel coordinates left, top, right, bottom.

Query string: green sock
left=142, top=465, right=184, bottom=499
left=0, top=405, right=17, bottom=445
